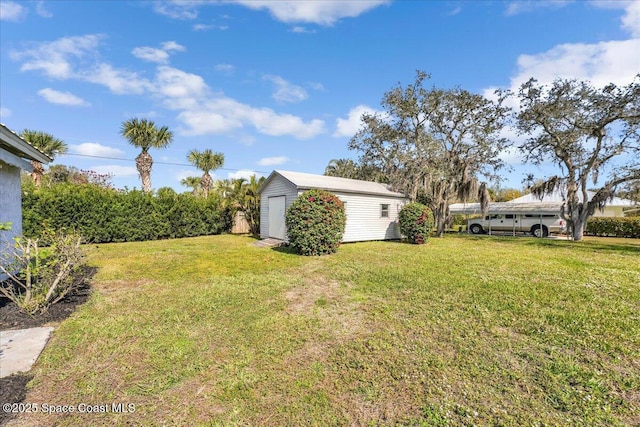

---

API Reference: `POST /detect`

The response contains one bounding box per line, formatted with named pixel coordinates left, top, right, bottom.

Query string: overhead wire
left=62, top=152, right=269, bottom=174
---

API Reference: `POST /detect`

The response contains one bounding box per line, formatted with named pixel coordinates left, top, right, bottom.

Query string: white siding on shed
left=258, top=170, right=408, bottom=243
left=335, top=192, right=404, bottom=242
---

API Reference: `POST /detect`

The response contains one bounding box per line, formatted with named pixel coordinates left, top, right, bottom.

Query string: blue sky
left=1, top=0, right=639, bottom=192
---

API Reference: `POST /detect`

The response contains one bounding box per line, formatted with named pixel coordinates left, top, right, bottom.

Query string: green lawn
left=23, top=234, right=640, bottom=426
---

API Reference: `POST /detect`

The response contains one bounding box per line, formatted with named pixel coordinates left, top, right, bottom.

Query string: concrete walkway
left=253, top=238, right=285, bottom=248
left=0, top=327, right=54, bottom=378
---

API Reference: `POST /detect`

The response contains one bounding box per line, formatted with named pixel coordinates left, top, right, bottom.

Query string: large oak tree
left=513, top=76, right=640, bottom=241
left=349, top=71, right=510, bottom=236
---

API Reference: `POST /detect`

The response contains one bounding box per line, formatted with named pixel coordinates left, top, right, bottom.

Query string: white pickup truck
left=468, top=213, right=566, bottom=237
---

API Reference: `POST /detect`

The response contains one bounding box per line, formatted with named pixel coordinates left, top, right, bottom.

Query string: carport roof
left=449, top=202, right=563, bottom=215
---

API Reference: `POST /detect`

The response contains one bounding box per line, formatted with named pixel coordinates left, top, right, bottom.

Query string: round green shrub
left=285, top=189, right=346, bottom=256
left=399, top=202, right=434, bottom=244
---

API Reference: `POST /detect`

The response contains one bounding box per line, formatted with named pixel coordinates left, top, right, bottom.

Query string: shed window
left=381, top=204, right=389, bottom=218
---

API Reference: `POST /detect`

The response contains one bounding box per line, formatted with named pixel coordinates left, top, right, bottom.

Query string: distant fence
left=231, top=211, right=250, bottom=234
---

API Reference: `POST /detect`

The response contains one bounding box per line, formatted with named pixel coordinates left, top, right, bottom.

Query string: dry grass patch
left=10, top=234, right=640, bottom=426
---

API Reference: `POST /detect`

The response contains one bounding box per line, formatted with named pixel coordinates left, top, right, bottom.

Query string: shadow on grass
left=270, top=244, right=298, bottom=256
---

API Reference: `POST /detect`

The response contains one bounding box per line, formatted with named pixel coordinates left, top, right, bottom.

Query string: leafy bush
left=585, top=217, right=640, bottom=238
left=0, top=230, right=88, bottom=315
left=22, top=182, right=231, bottom=243
left=285, top=189, right=346, bottom=256
left=399, top=202, right=434, bottom=244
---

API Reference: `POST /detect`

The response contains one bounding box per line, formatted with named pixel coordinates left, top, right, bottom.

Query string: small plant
left=285, top=189, right=346, bottom=256
left=399, top=202, right=434, bottom=244
left=0, top=222, right=11, bottom=231
left=0, top=230, right=88, bottom=315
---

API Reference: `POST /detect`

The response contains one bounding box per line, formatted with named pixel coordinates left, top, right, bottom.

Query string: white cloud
left=82, top=63, right=150, bottom=95
left=512, top=39, right=640, bottom=89
left=132, top=47, right=170, bottom=63
left=193, top=23, right=213, bottom=31
left=91, top=165, right=138, bottom=177
left=0, top=106, right=12, bottom=118
left=154, top=65, right=208, bottom=100
left=36, top=1, right=53, bottom=18
left=263, top=74, right=308, bottom=103
left=0, top=1, right=27, bottom=21
left=483, top=37, right=640, bottom=109
left=162, top=41, right=186, bottom=52
left=69, top=143, right=125, bottom=158
left=153, top=0, right=388, bottom=25
left=132, top=41, right=185, bottom=64
left=505, top=0, right=573, bottom=16
left=241, top=105, right=325, bottom=138
left=228, top=169, right=259, bottom=180
left=214, top=63, right=235, bottom=74
left=448, top=6, right=462, bottom=16
left=177, top=108, right=243, bottom=135
left=621, top=0, right=640, bottom=36
left=37, top=88, right=90, bottom=106
left=290, top=26, right=316, bottom=33
left=153, top=2, right=198, bottom=20
left=12, top=34, right=326, bottom=140
left=333, top=104, right=379, bottom=137
left=10, top=34, right=103, bottom=79
left=150, top=71, right=326, bottom=138
left=258, top=156, right=289, bottom=166
left=308, top=82, right=325, bottom=91
left=233, top=0, right=389, bottom=25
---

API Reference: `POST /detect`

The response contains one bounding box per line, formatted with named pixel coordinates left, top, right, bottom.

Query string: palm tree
left=180, top=176, right=201, bottom=196
left=238, top=175, right=265, bottom=235
left=120, top=118, right=173, bottom=193
left=187, top=149, right=224, bottom=198
left=19, top=130, right=67, bottom=187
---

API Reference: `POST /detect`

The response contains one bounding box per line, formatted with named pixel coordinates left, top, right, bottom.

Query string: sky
left=1, top=0, right=639, bottom=192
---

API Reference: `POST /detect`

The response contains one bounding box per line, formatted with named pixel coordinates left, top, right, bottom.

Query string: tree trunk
left=572, top=211, right=587, bottom=241
left=434, top=200, right=447, bottom=237
left=30, top=160, right=44, bottom=187
left=135, top=151, right=153, bottom=193
left=201, top=173, right=213, bottom=198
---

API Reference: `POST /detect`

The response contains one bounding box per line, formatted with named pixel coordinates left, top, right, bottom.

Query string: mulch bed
left=0, top=282, right=92, bottom=426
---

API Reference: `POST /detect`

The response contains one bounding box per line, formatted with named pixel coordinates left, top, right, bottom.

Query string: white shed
left=258, top=170, right=408, bottom=242
left=1, top=123, right=51, bottom=256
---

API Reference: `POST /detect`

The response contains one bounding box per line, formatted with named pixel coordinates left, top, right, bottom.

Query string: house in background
left=259, top=170, right=408, bottom=243
left=0, top=123, right=51, bottom=248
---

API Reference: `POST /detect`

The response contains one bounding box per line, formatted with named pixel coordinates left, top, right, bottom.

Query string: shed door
left=268, top=196, right=286, bottom=240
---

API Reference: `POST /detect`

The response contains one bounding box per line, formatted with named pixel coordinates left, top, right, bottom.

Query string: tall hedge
left=22, top=183, right=231, bottom=243
left=585, top=217, right=640, bottom=238
left=399, top=202, right=434, bottom=244
left=285, top=189, right=346, bottom=256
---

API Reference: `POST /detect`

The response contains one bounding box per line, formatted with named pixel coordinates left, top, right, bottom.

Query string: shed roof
left=259, top=170, right=407, bottom=198
left=0, top=123, right=52, bottom=164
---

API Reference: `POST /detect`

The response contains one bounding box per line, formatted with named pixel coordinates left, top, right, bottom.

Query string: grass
left=21, top=234, right=640, bottom=426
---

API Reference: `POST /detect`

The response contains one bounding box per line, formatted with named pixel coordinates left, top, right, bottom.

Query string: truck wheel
left=531, top=225, right=549, bottom=238
left=470, top=224, right=484, bottom=234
